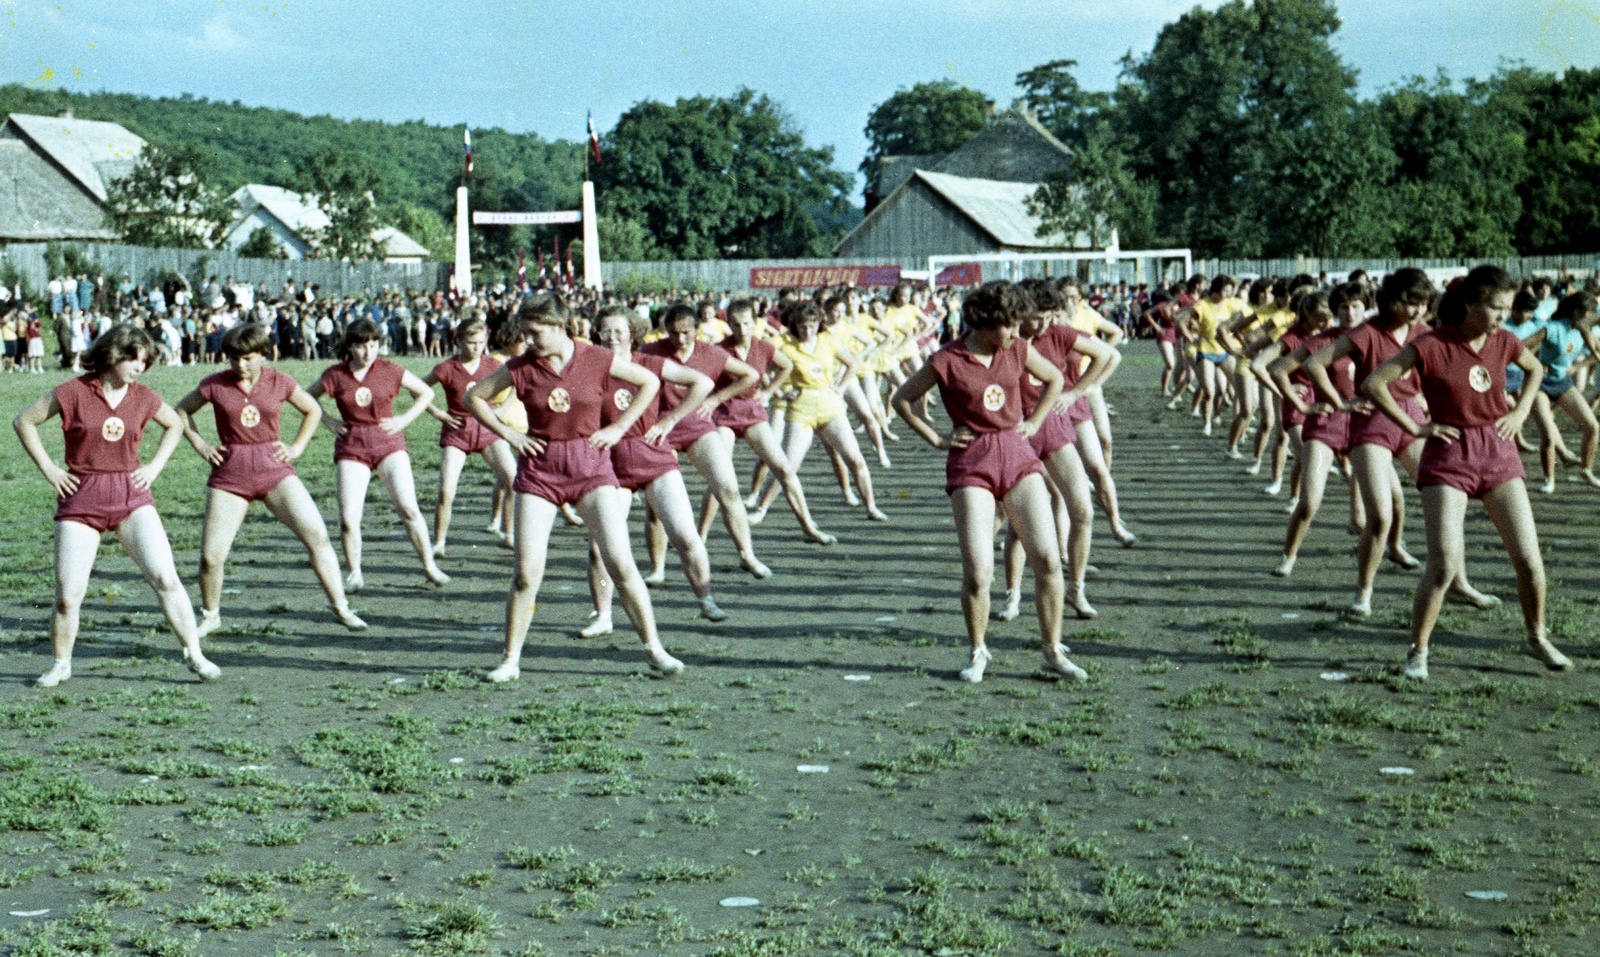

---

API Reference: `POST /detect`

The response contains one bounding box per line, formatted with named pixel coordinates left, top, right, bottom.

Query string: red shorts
left=1417, top=425, right=1525, bottom=499
left=610, top=436, right=678, bottom=492
left=1157, top=326, right=1179, bottom=345
left=440, top=417, right=499, bottom=455
left=335, top=424, right=407, bottom=470
left=1301, top=410, right=1350, bottom=455
left=1066, top=396, right=1093, bottom=426
left=1028, top=410, right=1077, bottom=460
left=712, top=397, right=768, bottom=437
left=1350, top=398, right=1423, bottom=457
left=666, top=414, right=716, bottom=453
left=209, top=442, right=295, bottom=502
left=55, top=472, right=155, bottom=532
left=513, top=437, right=618, bottom=506
left=1281, top=385, right=1312, bottom=429
left=946, top=430, right=1044, bottom=498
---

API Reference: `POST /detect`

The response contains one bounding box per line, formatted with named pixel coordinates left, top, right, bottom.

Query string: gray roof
left=913, top=170, right=1068, bottom=248
left=230, top=183, right=332, bottom=234
left=931, top=109, right=1072, bottom=184
left=7, top=113, right=146, bottom=202
left=373, top=226, right=429, bottom=258
left=0, top=136, right=117, bottom=240
left=870, top=153, right=943, bottom=200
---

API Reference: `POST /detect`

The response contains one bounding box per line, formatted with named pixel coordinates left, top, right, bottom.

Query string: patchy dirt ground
left=1, top=344, right=1598, bottom=957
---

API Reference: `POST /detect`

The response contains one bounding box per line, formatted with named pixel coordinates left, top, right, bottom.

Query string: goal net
left=925, top=247, right=1193, bottom=294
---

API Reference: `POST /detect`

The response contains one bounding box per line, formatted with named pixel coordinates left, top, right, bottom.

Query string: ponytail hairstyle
left=1435, top=265, right=1518, bottom=328
left=336, top=318, right=384, bottom=362
left=1373, top=268, right=1435, bottom=328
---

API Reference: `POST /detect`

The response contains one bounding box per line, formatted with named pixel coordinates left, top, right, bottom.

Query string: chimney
left=57, top=108, right=72, bottom=120
left=984, top=100, right=996, bottom=121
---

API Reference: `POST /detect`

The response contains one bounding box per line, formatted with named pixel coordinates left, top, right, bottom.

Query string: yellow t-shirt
left=697, top=318, right=732, bottom=343
left=779, top=331, right=845, bottom=391
left=1191, top=298, right=1244, bottom=354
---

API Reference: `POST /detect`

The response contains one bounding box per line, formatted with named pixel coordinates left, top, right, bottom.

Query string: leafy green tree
left=1015, top=60, right=1111, bottom=150
left=1029, top=125, right=1156, bottom=249
left=105, top=142, right=232, bottom=249
left=387, top=202, right=453, bottom=262
left=1493, top=66, right=1600, bottom=253
left=595, top=88, right=852, bottom=259
left=596, top=215, right=660, bottom=262
left=1115, top=0, right=1388, bottom=257
left=291, top=145, right=383, bottom=260
left=860, top=80, right=990, bottom=186
left=237, top=226, right=285, bottom=259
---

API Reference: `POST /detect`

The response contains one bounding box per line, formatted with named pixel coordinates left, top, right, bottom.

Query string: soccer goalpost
left=925, top=246, right=1193, bottom=295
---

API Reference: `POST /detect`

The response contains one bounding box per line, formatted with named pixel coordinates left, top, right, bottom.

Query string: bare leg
left=1481, top=480, right=1557, bottom=658
left=741, top=422, right=833, bottom=543
left=1276, top=439, right=1335, bottom=576
left=376, top=452, right=448, bottom=584
left=951, top=486, right=998, bottom=680
left=581, top=485, right=682, bottom=672
left=487, top=493, right=558, bottom=681
left=117, top=506, right=216, bottom=679
left=433, top=445, right=468, bottom=553
left=686, top=431, right=768, bottom=578
left=647, top=470, right=725, bottom=620
left=1075, top=419, right=1133, bottom=544
left=39, top=521, right=101, bottom=686
left=1349, top=444, right=1398, bottom=615
left=844, top=378, right=890, bottom=467
left=1556, top=388, right=1600, bottom=486
left=262, top=476, right=364, bottom=629
left=644, top=501, right=668, bottom=583
left=1227, top=374, right=1257, bottom=458
left=1044, top=443, right=1096, bottom=617
left=197, top=487, right=250, bottom=626
left=819, top=415, right=885, bottom=520
left=483, top=441, right=518, bottom=547
left=335, top=460, right=373, bottom=590
left=1088, top=386, right=1113, bottom=466
left=1001, top=474, right=1081, bottom=679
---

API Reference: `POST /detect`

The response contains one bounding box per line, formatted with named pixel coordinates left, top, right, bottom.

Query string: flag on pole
left=553, top=237, right=561, bottom=286
left=587, top=112, right=602, bottom=166
left=517, top=247, right=527, bottom=291
left=464, top=128, right=473, bottom=178
left=565, top=245, right=575, bottom=286
left=535, top=247, right=546, bottom=284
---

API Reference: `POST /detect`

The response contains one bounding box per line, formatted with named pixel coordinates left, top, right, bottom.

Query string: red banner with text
left=748, top=265, right=902, bottom=289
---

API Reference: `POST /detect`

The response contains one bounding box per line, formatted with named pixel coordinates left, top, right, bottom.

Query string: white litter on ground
left=9, top=910, right=49, bottom=917
left=1380, top=767, right=1415, bottom=776
left=1281, top=613, right=1301, bottom=619
left=875, top=616, right=897, bottom=623
left=720, top=897, right=760, bottom=908
left=1320, top=672, right=1350, bottom=682
left=843, top=675, right=871, bottom=682
left=1465, top=891, right=1508, bottom=901
left=797, top=765, right=829, bottom=774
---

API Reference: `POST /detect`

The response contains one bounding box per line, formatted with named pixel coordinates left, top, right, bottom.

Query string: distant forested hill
left=0, top=83, right=586, bottom=259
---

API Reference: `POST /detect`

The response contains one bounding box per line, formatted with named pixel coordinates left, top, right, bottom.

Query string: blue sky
left=5, top=0, right=1598, bottom=197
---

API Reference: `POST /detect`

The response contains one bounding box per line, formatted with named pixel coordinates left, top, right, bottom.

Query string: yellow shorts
left=786, top=388, right=845, bottom=430
left=1235, top=356, right=1253, bottom=375
left=1184, top=343, right=1198, bottom=360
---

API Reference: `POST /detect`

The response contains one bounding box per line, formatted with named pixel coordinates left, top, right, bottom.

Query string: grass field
left=0, top=344, right=1597, bottom=956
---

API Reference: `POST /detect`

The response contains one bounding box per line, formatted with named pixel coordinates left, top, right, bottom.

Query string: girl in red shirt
left=891, top=281, right=1086, bottom=684
left=1304, top=269, right=1497, bottom=617
left=1268, top=284, right=1369, bottom=577
left=308, top=318, right=447, bottom=590
left=422, top=317, right=516, bottom=555
left=13, top=324, right=220, bottom=688
left=467, top=295, right=682, bottom=681
left=582, top=306, right=726, bottom=638
left=174, top=323, right=366, bottom=638
left=1364, top=265, right=1569, bottom=680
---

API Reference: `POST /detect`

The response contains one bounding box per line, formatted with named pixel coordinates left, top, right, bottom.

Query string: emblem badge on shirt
left=354, top=387, right=373, bottom=408
left=240, top=405, right=261, bottom=428
left=548, top=388, right=572, bottom=413
left=809, top=362, right=826, bottom=380
left=982, top=384, right=1007, bottom=412
left=1467, top=365, right=1493, bottom=393
left=613, top=388, right=633, bottom=412
left=101, top=416, right=125, bottom=442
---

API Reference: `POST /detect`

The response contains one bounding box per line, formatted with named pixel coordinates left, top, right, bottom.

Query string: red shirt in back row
left=507, top=341, right=615, bottom=441
left=1302, top=328, right=1356, bottom=399
left=1343, top=322, right=1422, bottom=401
left=1021, top=325, right=1082, bottom=411
left=197, top=367, right=298, bottom=447
left=1411, top=326, right=1522, bottom=429
left=55, top=374, right=164, bottom=474
left=319, top=358, right=405, bottom=426
left=600, top=352, right=667, bottom=437
left=431, top=355, right=504, bottom=421
left=718, top=336, right=773, bottom=400
left=927, top=337, right=1029, bottom=433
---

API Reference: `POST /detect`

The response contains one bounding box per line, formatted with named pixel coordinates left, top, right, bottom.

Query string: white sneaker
left=187, top=654, right=222, bottom=681
left=1263, top=480, right=1282, bottom=496
left=1042, top=647, right=1088, bottom=682
left=959, top=647, right=992, bottom=683
left=1348, top=594, right=1372, bottom=618
left=642, top=568, right=667, bottom=586
left=579, top=615, right=614, bottom=639
left=35, top=660, right=71, bottom=688
left=485, top=660, right=521, bottom=683
left=741, top=557, right=772, bottom=580
left=1525, top=638, right=1574, bottom=672
left=647, top=645, right=685, bottom=675
left=195, top=609, right=222, bottom=639
left=1404, top=647, right=1428, bottom=680
left=993, top=589, right=1021, bottom=622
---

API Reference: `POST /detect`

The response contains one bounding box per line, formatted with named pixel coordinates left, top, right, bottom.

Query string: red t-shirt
left=599, top=352, right=666, bottom=437
left=198, top=367, right=298, bottom=446
left=1344, top=322, right=1421, bottom=401
left=55, top=374, right=164, bottom=474
left=927, top=337, right=1028, bottom=433
left=319, top=358, right=404, bottom=426
left=1412, top=326, right=1521, bottom=428
left=719, top=337, right=773, bottom=401
left=640, top=340, right=730, bottom=409
left=431, top=355, right=504, bottom=420
left=1302, top=329, right=1356, bottom=399
left=507, top=341, right=614, bottom=441
left=1020, top=325, right=1082, bottom=411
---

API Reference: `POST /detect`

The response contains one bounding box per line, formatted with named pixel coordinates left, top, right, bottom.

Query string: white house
left=224, top=184, right=429, bottom=262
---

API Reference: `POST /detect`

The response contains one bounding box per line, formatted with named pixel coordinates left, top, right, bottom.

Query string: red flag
left=553, top=237, right=561, bottom=286
left=464, top=128, right=473, bottom=178
left=517, top=247, right=527, bottom=291
left=566, top=245, right=575, bottom=285
left=535, top=247, right=546, bottom=283
left=587, top=111, right=602, bottom=165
